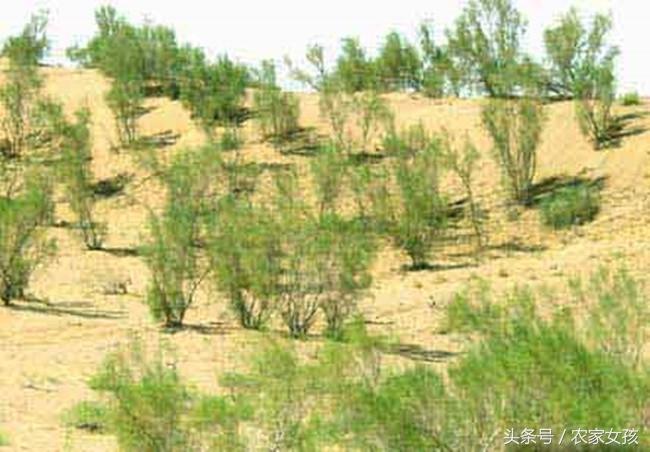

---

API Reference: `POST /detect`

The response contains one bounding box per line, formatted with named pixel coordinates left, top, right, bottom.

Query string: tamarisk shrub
left=207, top=197, right=280, bottom=330
left=0, top=172, right=55, bottom=305
left=0, top=12, right=49, bottom=158
left=253, top=60, right=301, bottom=149
left=44, top=105, right=106, bottom=250
left=481, top=97, right=545, bottom=205
left=390, top=132, right=448, bottom=269
left=142, top=147, right=219, bottom=327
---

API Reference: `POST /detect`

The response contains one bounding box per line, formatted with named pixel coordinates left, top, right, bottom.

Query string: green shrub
left=218, top=127, right=242, bottom=151
left=546, top=10, right=619, bottom=149
left=390, top=132, right=448, bottom=269
left=482, top=98, right=546, bottom=205
left=0, top=173, right=55, bottom=305
left=62, top=401, right=109, bottom=433
left=570, top=267, right=649, bottom=370
left=275, top=216, right=325, bottom=338
left=0, top=12, right=48, bottom=158
left=68, top=6, right=182, bottom=99
left=334, top=37, right=375, bottom=93
left=0, top=431, right=7, bottom=447
left=310, top=144, right=348, bottom=216
left=353, top=90, right=392, bottom=154
left=207, top=197, right=280, bottom=330
left=90, top=341, right=200, bottom=451
left=620, top=91, right=641, bottom=106
left=375, top=31, right=422, bottom=92
left=444, top=279, right=650, bottom=450
left=442, top=132, right=486, bottom=255
left=446, top=0, right=528, bottom=97
left=540, top=184, right=599, bottom=229
left=222, top=341, right=330, bottom=450
left=180, top=51, right=249, bottom=139
left=81, top=12, right=147, bottom=147
left=81, top=339, right=247, bottom=451
left=253, top=60, right=301, bottom=148
left=143, top=147, right=219, bottom=327
left=48, top=106, right=106, bottom=249
left=315, top=214, right=376, bottom=339
left=106, top=79, right=144, bottom=147
left=382, top=121, right=432, bottom=157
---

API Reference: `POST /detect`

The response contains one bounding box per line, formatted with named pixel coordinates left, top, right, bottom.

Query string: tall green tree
left=446, top=0, right=527, bottom=97
left=376, top=31, right=422, bottom=92
left=0, top=11, right=49, bottom=158
left=545, top=10, right=619, bottom=148
left=335, top=37, right=375, bottom=93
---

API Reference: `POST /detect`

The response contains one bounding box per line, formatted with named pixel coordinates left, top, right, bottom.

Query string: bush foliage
left=77, top=272, right=650, bottom=450
left=142, top=147, right=219, bottom=327
left=0, top=12, right=49, bottom=158
left=482, top=98, right=546, bottom=205
left=540, top=184, right=600, bottom=229
left=0, top=173, right=55, bottom=305
left=252, top=60, right=301, bottom=147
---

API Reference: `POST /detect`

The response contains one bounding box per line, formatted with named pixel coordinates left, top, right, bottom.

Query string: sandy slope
left=0, top=67, right=649, bottom=450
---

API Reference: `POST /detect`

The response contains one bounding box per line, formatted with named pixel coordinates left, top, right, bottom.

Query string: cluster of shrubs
left=66, top=267, right=649, bottom=451
left=61, top=0, right=625, bottom=152
left=68, top=6, right=249, bottom=145
left=0, top=13, right=111, bottom=307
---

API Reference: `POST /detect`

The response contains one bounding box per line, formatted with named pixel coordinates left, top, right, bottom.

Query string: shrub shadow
left=162, top=321, right=233, bottom=336
left=384, top=343, right=459, bottom=363
left=135, top=130, right=181, bottom=150
left=91, top=173, right=133, bottom=198
left=7, top=298, right=125, bottom=320
left=605, top=111, right=649, bottom=147
left=527, top=175, right=607, bottom=207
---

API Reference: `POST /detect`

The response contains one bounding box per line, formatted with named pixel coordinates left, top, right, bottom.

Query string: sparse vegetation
left=75, top=273, right=650, bottom=450
left=62, top=401, right=109, bottom=433
left=3, top=3, right=649, bottom=450
left=88, top=339, right=246, bottom=451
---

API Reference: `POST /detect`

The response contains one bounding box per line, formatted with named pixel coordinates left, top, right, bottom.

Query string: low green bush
left=207, top=197, right=280, bottom=330
left=443, top=275, right=650, bottom=450
left=620, top=91, right=641, bottom=106
left=62, top=401, right=108, bottom=433
left=540, top=184, right=600, bottom=229
left=77, top=271, right=650, bottom=451
left=89, top=339, right=246, bottom=452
